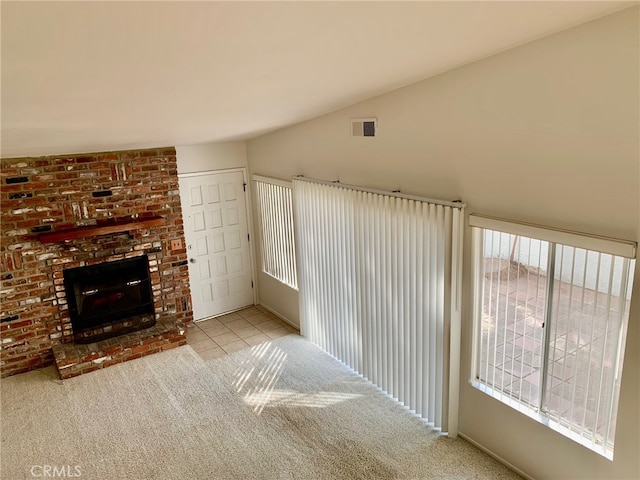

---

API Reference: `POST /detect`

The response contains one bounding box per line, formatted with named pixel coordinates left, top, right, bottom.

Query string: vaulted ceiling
left=2, top=1, right=636, bottom=158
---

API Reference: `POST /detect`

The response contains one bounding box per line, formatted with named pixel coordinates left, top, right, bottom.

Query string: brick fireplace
left=0, top=147, right=193, bottom=379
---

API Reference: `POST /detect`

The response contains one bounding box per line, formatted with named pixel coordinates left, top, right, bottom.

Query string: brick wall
left=0, top=147, right=193, bottom=377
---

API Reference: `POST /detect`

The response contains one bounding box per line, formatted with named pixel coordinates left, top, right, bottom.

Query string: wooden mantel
left=39, top=216, right=166, bottom=243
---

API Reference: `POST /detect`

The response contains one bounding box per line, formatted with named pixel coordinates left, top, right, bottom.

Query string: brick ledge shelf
left=39, top=216, right=166, bottom=243
left=52, top=320, right=187, bottom=380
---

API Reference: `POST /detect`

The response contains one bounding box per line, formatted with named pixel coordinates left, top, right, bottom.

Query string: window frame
left=469, top=214, right=636, bottom=459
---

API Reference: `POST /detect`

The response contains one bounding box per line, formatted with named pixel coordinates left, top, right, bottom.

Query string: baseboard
left=457, top=431, right=535, bottom=480
left=258, top=303, right=299, bottom=330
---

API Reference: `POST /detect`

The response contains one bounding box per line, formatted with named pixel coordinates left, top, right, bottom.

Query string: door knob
left=189, top=258, right=196, bottom=263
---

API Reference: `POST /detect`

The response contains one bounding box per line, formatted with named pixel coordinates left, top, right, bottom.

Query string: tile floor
left=186, top=305, right=299, bottom=361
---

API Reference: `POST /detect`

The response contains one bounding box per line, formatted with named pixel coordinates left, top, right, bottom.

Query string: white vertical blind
left=253, top=175, right=297, bottom=289
left=293, top=176, right=464, bottom=433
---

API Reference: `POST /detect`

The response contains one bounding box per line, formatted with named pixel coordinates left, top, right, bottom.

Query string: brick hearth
left=53, top=320, right=187, bottom=380
left=0, top=147, right=193, bottom=378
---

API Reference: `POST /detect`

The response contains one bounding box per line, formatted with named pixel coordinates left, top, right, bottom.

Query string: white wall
left=176, top=141, right=247, bottom=174
left=247, top=7, right=639, bottom=480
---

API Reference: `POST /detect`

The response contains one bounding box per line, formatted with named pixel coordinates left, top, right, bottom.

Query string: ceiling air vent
left=351, top=118, right=377, bottom=137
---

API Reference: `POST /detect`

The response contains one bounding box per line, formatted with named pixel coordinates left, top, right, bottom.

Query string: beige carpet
left=1, top=335, right=522, bottom=480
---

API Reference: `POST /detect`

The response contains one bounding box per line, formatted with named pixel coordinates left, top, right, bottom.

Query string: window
left=253, top=175, right=297, bottom=290
left=469, top=215, right=636, bottom=459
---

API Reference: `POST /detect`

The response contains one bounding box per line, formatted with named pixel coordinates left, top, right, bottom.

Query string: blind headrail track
left=294, top=175, right=466, bottom=209
left=252, top=174, right=292, bottom=189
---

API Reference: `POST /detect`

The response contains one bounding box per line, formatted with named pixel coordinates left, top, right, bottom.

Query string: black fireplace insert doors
left=63, top=255, right=156, bottom=343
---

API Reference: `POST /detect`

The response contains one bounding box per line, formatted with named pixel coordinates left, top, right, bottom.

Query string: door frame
left=178, top=167, right=259, bottom=314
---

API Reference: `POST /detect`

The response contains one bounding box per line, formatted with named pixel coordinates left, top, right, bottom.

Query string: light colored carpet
left=1, top=335, right=522, bottom=480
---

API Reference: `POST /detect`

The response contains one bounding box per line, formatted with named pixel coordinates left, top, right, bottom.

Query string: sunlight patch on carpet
left=243, top=389, right=363, bottom=409
left=232, top=341, right=288, bottom=413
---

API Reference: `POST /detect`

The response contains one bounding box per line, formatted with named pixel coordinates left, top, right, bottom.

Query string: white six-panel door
left=179, top=170, right=254, bottom=321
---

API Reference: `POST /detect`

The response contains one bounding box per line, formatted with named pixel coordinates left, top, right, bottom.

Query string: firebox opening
left=63, top=255, right=156, bottom=344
